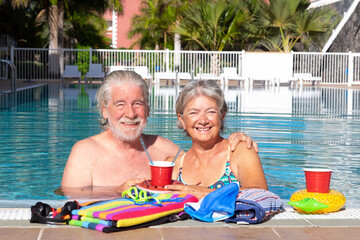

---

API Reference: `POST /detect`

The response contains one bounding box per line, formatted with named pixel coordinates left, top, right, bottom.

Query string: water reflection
left=2, top=84, right=360, bottom=116
left=151, top=85, right=360, bottom=117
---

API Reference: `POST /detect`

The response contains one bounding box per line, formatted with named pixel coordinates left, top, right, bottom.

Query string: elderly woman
left=165, top=80, right=267, bottom=199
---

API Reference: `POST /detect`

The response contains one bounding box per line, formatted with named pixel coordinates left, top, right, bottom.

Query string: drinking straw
left=172, top=144, right=183, bottom=164
left=140, top=137, right=153, bottom=165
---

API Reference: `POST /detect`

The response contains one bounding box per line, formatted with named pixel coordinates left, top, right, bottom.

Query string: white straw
left=172, top=144, right=183, bottom=164
left=140, top=137, right=153, bottom=165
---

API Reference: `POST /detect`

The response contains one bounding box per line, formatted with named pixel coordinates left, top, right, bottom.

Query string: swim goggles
left=122, top=187, right=162, bottom=206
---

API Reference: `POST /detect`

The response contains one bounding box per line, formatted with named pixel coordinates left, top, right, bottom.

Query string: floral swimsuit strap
left=177, top=145, right=239, bottom=189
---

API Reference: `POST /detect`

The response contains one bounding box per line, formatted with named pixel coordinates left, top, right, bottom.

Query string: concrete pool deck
left=1, top=207, right=360, bottom=240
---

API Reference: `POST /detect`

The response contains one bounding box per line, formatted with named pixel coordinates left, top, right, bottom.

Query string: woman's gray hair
left=95, top=70, right=149, bottom=129
left=175, top=80, right=228, bottom=133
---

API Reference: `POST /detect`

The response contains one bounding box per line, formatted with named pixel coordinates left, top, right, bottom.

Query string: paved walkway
left=1, top=225, right=360, bottom=240
left=1, top=207, right=360, bottom=240
left=0, top=80, right=46, bottom=93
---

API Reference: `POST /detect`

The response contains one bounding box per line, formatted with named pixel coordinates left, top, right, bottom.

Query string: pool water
left=1, top=84, right=360, bottom=205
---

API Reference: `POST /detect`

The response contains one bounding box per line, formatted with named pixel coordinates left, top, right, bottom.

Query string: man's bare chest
left=91, top=155, right=151, bottom=186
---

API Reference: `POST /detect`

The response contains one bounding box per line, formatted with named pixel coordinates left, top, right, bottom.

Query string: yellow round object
left=290, top=189, right=346, bottom=214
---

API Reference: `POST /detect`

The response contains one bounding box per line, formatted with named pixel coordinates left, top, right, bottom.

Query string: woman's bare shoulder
left=232, top=141, right=257, bottom=154
left=230, top=142, right=259, bottom=164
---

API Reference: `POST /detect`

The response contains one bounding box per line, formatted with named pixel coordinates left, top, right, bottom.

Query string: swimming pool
left=1, top=84, right=360, bottom=206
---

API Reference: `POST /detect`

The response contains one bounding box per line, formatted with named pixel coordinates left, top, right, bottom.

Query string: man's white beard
left=108, top=117, right=146, bottom=142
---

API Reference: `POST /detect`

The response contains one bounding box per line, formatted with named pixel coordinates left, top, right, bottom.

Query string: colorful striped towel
left=69, top=193, right=197, bottom=233
left=225, top=188, right=285, bottom=224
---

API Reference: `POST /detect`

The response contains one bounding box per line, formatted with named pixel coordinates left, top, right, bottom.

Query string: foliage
left=171, top=0, right=252, bottom=51
left=0, top=0, right=30, bottom=8
left=1, top=0, right=123, bottom=49
left=256, top=0, right=339, bottom=52
left=67, top=10, right=110, bottom=49
left=74, top=45, right=99, bottom=77
left=1, top=0, right=339, bottom=52
left=129, top=0, right=186, bottom=50
left=0, top=1, right=44, bottom=47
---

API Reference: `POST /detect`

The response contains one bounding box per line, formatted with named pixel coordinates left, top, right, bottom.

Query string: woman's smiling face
left=178, top=95, right=224, bottom=143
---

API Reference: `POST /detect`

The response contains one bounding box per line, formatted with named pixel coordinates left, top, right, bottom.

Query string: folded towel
left=69, top=193, right=197, bottom=232
left=70, top=211, right=190, bottom=233
left=225, top=188, right=285, bottom=224
left=184, top=182, right=240, bottom=222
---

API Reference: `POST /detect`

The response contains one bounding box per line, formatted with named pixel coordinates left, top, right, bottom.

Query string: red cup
left=150, top=161, right=175, bottom=187
left=304, top=168, right=332, bottom=193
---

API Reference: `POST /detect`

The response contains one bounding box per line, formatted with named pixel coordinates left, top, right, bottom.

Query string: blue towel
left=225, top=188, right=285, bottom=224
left=184, top=183, right=239, bottom=222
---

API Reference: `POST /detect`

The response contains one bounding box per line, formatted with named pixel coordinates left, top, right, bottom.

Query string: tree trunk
left=210, top=54, right=220, bottom=75
left=58, top=0, right=64, bottom=74
left=58, top=0, right=64, bottom=49
left=49, top=4, right=58, bottom=49
left=49, top=3, right=59, bottom=76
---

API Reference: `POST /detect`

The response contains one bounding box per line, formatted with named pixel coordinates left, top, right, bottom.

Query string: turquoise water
left=0, top=84, right=360, bottom=205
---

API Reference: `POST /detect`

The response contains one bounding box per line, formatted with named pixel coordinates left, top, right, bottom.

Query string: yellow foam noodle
left=290, top=189, right=346, bottom=214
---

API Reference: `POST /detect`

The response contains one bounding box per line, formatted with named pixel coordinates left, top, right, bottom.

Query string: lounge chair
left=107, top=66, right=126, bottom=74
left=294, top=73, right=322, bottom=87
left=249, top=76, right=275, bottom=87
left=154, top=71, right=192, bottom=85
left=85, top=64, right=105, bottom=83
left=61, top=65, right=81, bottom=84
left=132, top=66, right=153, bottom=82
left=195, top=73, right=222, bottom=85
left=108, top=66, right=153, bottom=83
left=221, top=67, right=248, bottom=86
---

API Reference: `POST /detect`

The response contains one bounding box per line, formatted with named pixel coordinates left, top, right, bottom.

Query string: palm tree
left=2, top=0, right=123, bottom=49
left=0, top=0, right=44, bottom=47
left=0, top=0, right=29, bottom=8
left=257, top=0, right=338, bottom=52
left=2, top=0, right=123, bottom=75
left=129, top=0, right=187, bottom=50
left=171, top=0, right=252, bottom=75
left=171, top=0, right=251, bottom=51
left=129, top=0, right=166, bottom=50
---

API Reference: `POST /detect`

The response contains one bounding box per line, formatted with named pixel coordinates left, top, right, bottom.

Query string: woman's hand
left=115, top=178, right=146, bottom=194
left=164, top=184, right=214, bottom=200
left=227, top=132, right=259, bottom=152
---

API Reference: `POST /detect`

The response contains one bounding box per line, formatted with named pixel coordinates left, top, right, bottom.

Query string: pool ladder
left=0, top=59, right=16, bottom=94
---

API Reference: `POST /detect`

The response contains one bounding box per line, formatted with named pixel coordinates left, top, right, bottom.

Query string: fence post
left=290, top=50, right=294, bottom=76
left=10, top=46, right=14, bottom=63
left=348, top=51, right=353, bottom=87
left=89, top=48, right=92, bottom=65
left=241, top=50, right=246, bottom=77
left=166, top=49, right=170, bottom=73
left=59, top=48, right=64, bottom=74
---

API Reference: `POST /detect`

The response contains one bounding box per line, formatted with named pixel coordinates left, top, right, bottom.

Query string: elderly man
left=61, top=71, right=257, bottom=198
